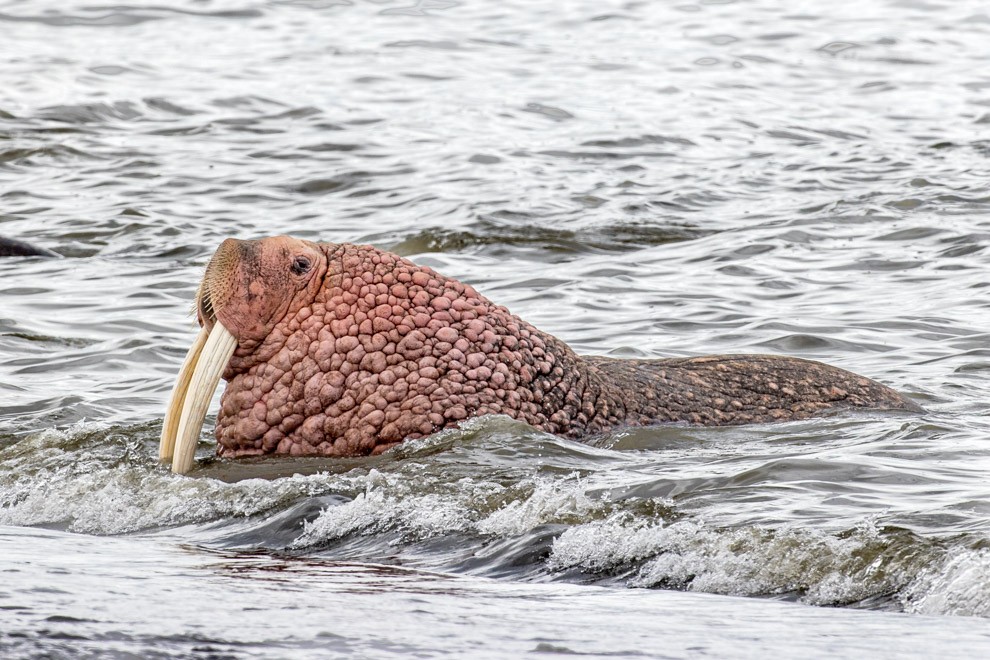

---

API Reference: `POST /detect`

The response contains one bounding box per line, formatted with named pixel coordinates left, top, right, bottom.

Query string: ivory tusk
left=160, top=326, right=209, bottom=462
left=166, top=323, right=237, bottom=474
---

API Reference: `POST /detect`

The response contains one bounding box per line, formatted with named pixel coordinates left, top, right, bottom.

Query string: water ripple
left=2, top=0, right=990, bottom=653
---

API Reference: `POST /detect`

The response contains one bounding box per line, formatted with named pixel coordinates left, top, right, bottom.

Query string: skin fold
left=162, top=235, right=921, bottom=469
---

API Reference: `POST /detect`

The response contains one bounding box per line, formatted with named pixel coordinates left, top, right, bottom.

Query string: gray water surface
left=3, top=0, right=990, bottom=657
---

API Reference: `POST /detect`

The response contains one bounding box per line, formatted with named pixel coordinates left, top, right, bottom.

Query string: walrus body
left=159, top=236, right=919, bottom=473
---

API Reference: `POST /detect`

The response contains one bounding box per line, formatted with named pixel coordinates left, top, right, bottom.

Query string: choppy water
left=3, top=0, right=990, bottom=657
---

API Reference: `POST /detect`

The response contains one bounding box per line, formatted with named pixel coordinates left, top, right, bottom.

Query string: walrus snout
left=194, top=237, right=259, bottom=334
left=194, top=237, right=243, bottom=331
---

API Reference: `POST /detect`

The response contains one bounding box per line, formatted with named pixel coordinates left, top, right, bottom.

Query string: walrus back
left=583, top=353, right=921, bottom=427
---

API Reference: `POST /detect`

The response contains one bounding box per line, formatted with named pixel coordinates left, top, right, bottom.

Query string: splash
left=903, top=548, right=990, bottom=618
left=292, top=470, right=612, bottom=549
left=551, top=513, right=945, bottom=607
left=0, top=425, right=340, bottom=534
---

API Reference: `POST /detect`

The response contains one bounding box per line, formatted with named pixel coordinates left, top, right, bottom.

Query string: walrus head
left=160, top=236, right=328, bottom=473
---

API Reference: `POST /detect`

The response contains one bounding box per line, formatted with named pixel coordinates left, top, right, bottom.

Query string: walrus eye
left=291, top=255, right=311, bottom=275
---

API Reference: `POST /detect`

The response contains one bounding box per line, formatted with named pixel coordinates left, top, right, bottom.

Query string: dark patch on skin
left=203, top=238, right=922, bottom=459
left=239, top=240, right=262, bottom=303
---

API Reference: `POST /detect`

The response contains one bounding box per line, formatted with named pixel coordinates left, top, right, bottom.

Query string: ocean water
left=2, top=0, right=990, bottom=657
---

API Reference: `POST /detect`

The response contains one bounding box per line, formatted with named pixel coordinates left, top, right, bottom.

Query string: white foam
left=549, top=512, right=667, bottom=572
left=293, top=472, right=607, bottom=548
left=0, top=462, right=346, bottom=534
left=10, top=429, right=987, bottom=618
left=903, top=547, right=990, bottom=618
left=291, top=482, right=474, bottom=548
left=475, top=476, right=603, bottom=536
left=551, top=514, right=926, bottom=606
left=0, top=428, right=341, bottom=534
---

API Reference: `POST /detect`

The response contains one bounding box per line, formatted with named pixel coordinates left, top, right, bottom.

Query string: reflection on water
left=2, top=0, right=990, bottom=656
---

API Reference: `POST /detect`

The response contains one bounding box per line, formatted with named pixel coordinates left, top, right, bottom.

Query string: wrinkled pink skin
left=202, top=236, right=920, bottom=459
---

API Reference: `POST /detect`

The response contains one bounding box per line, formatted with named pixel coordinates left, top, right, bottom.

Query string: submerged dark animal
left=0, top=236, right=59, bottom=258
left=159, top=236, right=920, bottom=473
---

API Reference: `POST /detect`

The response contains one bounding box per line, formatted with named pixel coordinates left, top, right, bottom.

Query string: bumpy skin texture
left=207, top=238, right=920, bottom=459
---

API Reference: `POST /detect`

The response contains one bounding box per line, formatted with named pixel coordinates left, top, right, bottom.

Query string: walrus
left=0, top=236, right=59, bottom=258
left=159, top=235, right=920, bottom=474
